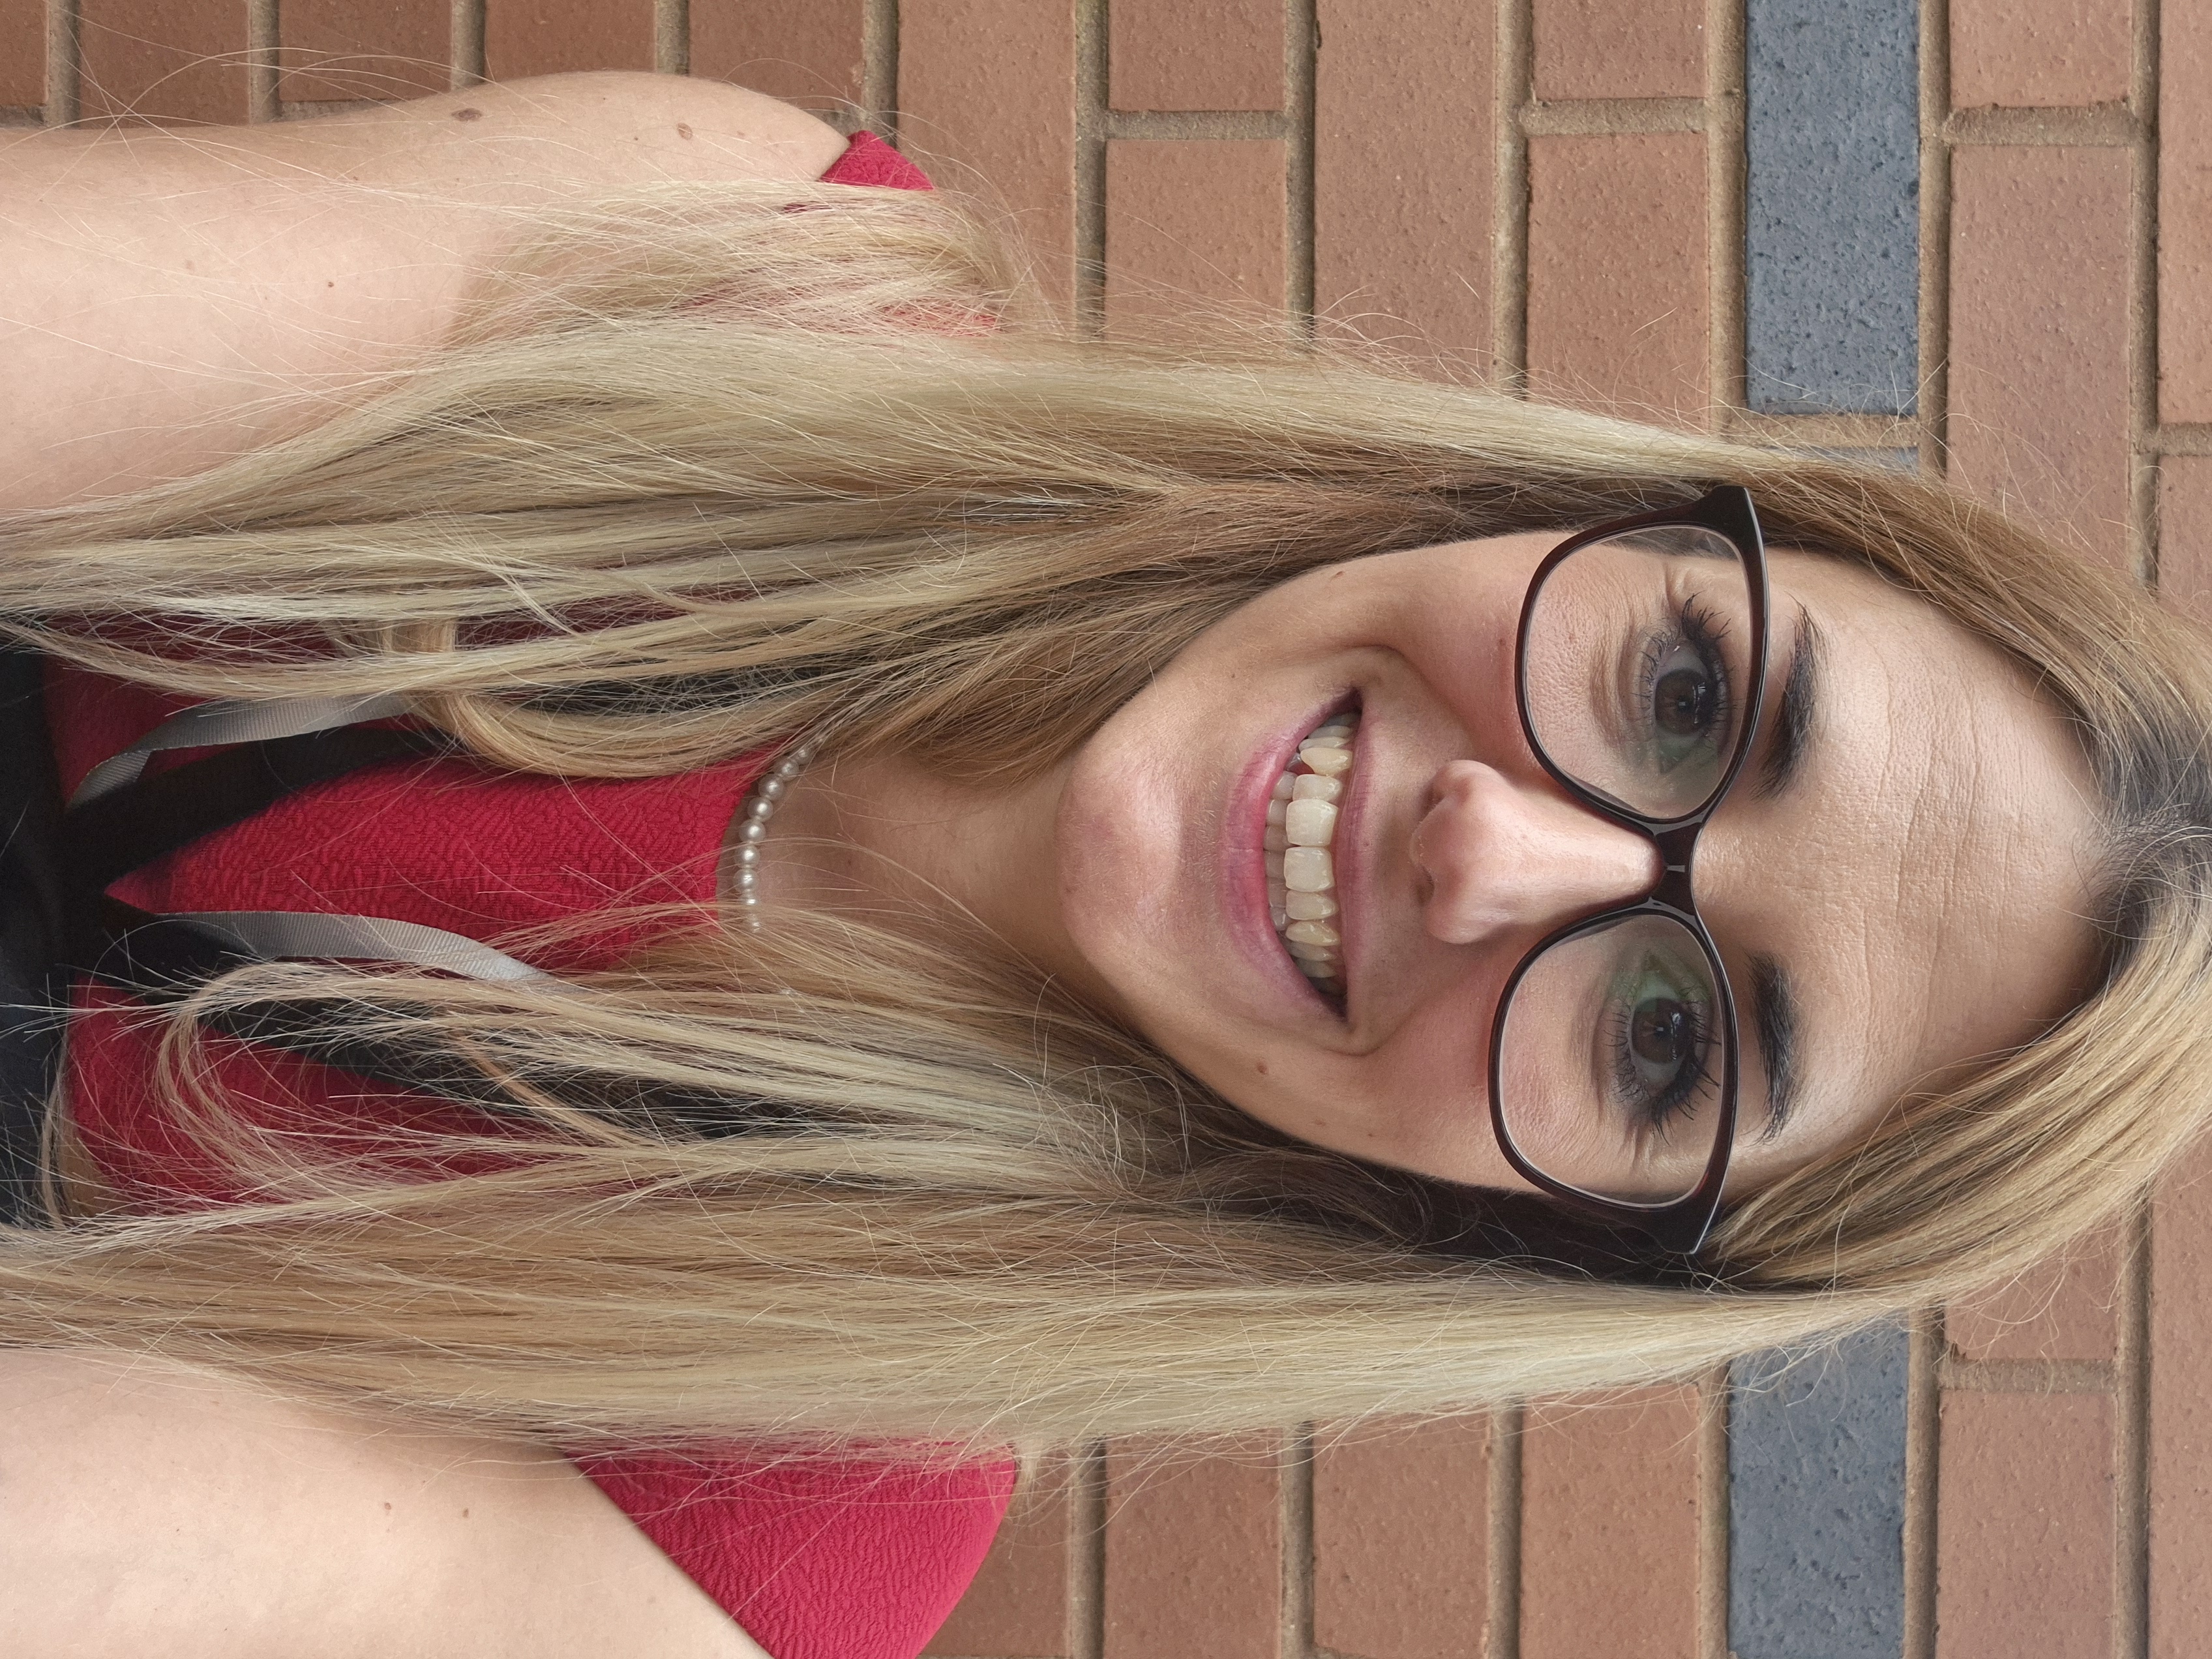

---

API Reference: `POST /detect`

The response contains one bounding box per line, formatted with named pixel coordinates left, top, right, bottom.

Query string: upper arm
left=0, top=74, right=850, bottom=512
left=0, top=1348, right=773, bottom=1659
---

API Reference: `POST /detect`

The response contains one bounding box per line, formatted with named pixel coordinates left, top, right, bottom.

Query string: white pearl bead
left=732, top=735, right=819, bottom=926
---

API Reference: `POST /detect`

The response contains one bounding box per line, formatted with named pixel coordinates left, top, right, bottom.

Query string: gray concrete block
left=1746, top=0, right=1920, bottom=415
left=1728, top=1322, right=1909, bottom=1658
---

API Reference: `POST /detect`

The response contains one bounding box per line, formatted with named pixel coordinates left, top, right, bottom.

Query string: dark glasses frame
left=1486, top=485, right=1772, bottom=1257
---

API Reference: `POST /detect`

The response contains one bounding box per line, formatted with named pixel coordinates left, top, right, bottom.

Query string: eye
left=1635, top=598, right=1735, bottom=779
left=1651, top=656, right=1716, bottom=738
left=1607, top=955, right=1718, bottom=1135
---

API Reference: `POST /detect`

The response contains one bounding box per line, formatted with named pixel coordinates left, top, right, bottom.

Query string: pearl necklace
left=728, top=739, right=818, bottom=929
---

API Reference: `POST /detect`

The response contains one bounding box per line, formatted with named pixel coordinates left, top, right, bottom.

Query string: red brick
left=1532, top=0, right=1705, bottom=100
left=2162, top=0, right=2212, bottom=421
left=1110, top=0, right=1281, bottom=113
left=1952, top=0, right=2132, bottom=108
left=2151, top=1137, right=2212, bottom=1659
left=1104, top=138, right=1287, bottom=336
left=691, top=0, right=865, bottom=111
left=927, top=1460, right=1071, bottom=1657
left=80, top=0, right=254, bottom=124
left=1315, top=0, right=1493, bottom=374
left=1102, top=1440, right=1281, bottom=1659
left=1947, top=1223, right=2123, bottom=1363
left=2158, top=458, right=2212, bottom=624
left=1519, top=1389, right=1701, bottom=1659
left=1526, top=132, right=1710, bottom=423
left=1947, top=146, right=2132, bottom=567
left=0, top=0, right=43, bottom=108
left=483, top=0, right=653, bottom=80
left=1936, top=1392, right=2114, bottom=1659
left=1313, top=1416, right=1489, bottom=1659
left=900, top=0, right=1079, bottom=312
left=278, top=0, right=449, bottom=103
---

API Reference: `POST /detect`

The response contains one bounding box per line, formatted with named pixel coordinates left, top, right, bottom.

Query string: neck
left=737, top=746, right=1116, bottom=1013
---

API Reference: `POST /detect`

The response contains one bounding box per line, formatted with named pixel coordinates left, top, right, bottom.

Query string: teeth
left=1264, top=708, right=1358, bottom=994
left=1283, top=798, right=1336, bottom=845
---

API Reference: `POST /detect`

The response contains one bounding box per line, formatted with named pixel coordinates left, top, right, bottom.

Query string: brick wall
left=4, top=2, right=2198, bottom=1654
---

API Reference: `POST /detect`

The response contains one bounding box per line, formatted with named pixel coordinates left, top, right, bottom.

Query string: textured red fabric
left=820, top=128, right=936, bottom=192
left=582, top=1453, right=1017, bottom=1659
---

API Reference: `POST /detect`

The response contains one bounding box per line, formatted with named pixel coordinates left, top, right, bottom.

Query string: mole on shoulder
left=677, top=122, right=695, bottom=139
left=451, top=107, right=484, bottom=123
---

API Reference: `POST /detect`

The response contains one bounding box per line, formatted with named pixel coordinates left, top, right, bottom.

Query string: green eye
left=1636, top=599, right=1735, bottom=782
left=1607, top=955, right=1716, bottom=1132
left=1652, top=660, right=1716, bottom=740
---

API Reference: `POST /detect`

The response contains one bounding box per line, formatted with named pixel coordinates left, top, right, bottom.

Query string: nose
left=1412, top=760, right=1663, bottom=947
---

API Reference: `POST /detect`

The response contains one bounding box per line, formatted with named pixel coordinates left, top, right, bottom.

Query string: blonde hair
left=0, top=177, right=2205, bottom=1454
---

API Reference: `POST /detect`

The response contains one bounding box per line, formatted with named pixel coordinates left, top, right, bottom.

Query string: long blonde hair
left=0, top=177, right=2205, bottom=1453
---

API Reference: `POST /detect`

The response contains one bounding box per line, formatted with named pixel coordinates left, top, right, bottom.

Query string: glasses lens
left=1495, top=913, right=1736, bottom=1206
left=1522, top=526, right=1754, bottom=820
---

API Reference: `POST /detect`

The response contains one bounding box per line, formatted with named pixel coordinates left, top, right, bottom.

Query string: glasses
left=1486, top=485, right=1771, bottom=1255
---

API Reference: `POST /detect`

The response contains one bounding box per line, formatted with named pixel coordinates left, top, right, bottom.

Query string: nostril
left=1414, top=760, right=1669, bottom=944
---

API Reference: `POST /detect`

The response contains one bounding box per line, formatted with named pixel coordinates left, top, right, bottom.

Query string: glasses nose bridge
left=1649, top=822, right=1703, bottom=912
left=1558, top=796, right=1701, bottom=916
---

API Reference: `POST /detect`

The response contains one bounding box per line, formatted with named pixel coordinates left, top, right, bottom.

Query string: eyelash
left=1604, top=994, right=1720, bottom=1137
left=1636, top=595, right=1737, bottom=750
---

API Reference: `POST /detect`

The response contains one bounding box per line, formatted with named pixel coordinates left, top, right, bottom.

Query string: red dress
left=48, top=129, right=1015, bottom=1659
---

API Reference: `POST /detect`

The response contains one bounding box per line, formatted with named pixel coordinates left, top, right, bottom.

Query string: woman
left=0, top=71, right=2202, bottom=1658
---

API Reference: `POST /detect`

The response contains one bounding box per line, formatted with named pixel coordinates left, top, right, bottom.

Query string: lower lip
left=1219, top=703, right=1354, bottom=1013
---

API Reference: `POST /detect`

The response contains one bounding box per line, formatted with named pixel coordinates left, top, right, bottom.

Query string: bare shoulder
left=0, top=74, right=856, bottom=510
left=393, top=71, right=854, bottom=188
left=0, top=1349, right=772, bottom=1659
left=207, top=71, right=854, bottom=194
left=0, top=71, right=850, bottom=197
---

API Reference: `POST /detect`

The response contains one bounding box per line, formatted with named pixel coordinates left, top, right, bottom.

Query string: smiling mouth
left=1265, top=708, right=1358, bottom=997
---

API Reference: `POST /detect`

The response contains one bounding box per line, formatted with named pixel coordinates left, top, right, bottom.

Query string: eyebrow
left=1749, top=952, right=1801, bottom=1142
left=1754, top=611, right=1823, bottom=800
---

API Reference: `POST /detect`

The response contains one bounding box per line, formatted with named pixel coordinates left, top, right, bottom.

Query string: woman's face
left=1045, top=531, right=2104, bottom=1200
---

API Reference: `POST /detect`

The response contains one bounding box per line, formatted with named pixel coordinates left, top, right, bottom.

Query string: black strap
left=0, top=648, right=65, bottom=1223
left=83, top=895, right=543, bottom=1111
left=63, top=725, right=455, bottom=899
left=85, top=895, right=804, bottom=1137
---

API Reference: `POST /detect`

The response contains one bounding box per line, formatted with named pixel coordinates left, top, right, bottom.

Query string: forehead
left=1705, top=551, right=2104, bottom=1174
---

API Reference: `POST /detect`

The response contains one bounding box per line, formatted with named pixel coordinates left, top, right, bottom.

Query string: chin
left=1053, top=730, right=1201, bottom=1011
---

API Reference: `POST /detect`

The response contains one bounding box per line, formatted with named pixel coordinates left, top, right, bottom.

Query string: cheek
left=1199, top=991, right=1516, bottom=1186
left=1370, top=582, right=1527, bottom=755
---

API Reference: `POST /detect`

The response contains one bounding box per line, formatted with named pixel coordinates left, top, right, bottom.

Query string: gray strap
left=71, top=693, right=412, bottom=807
left=172, top=912, right=543, bottom=983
